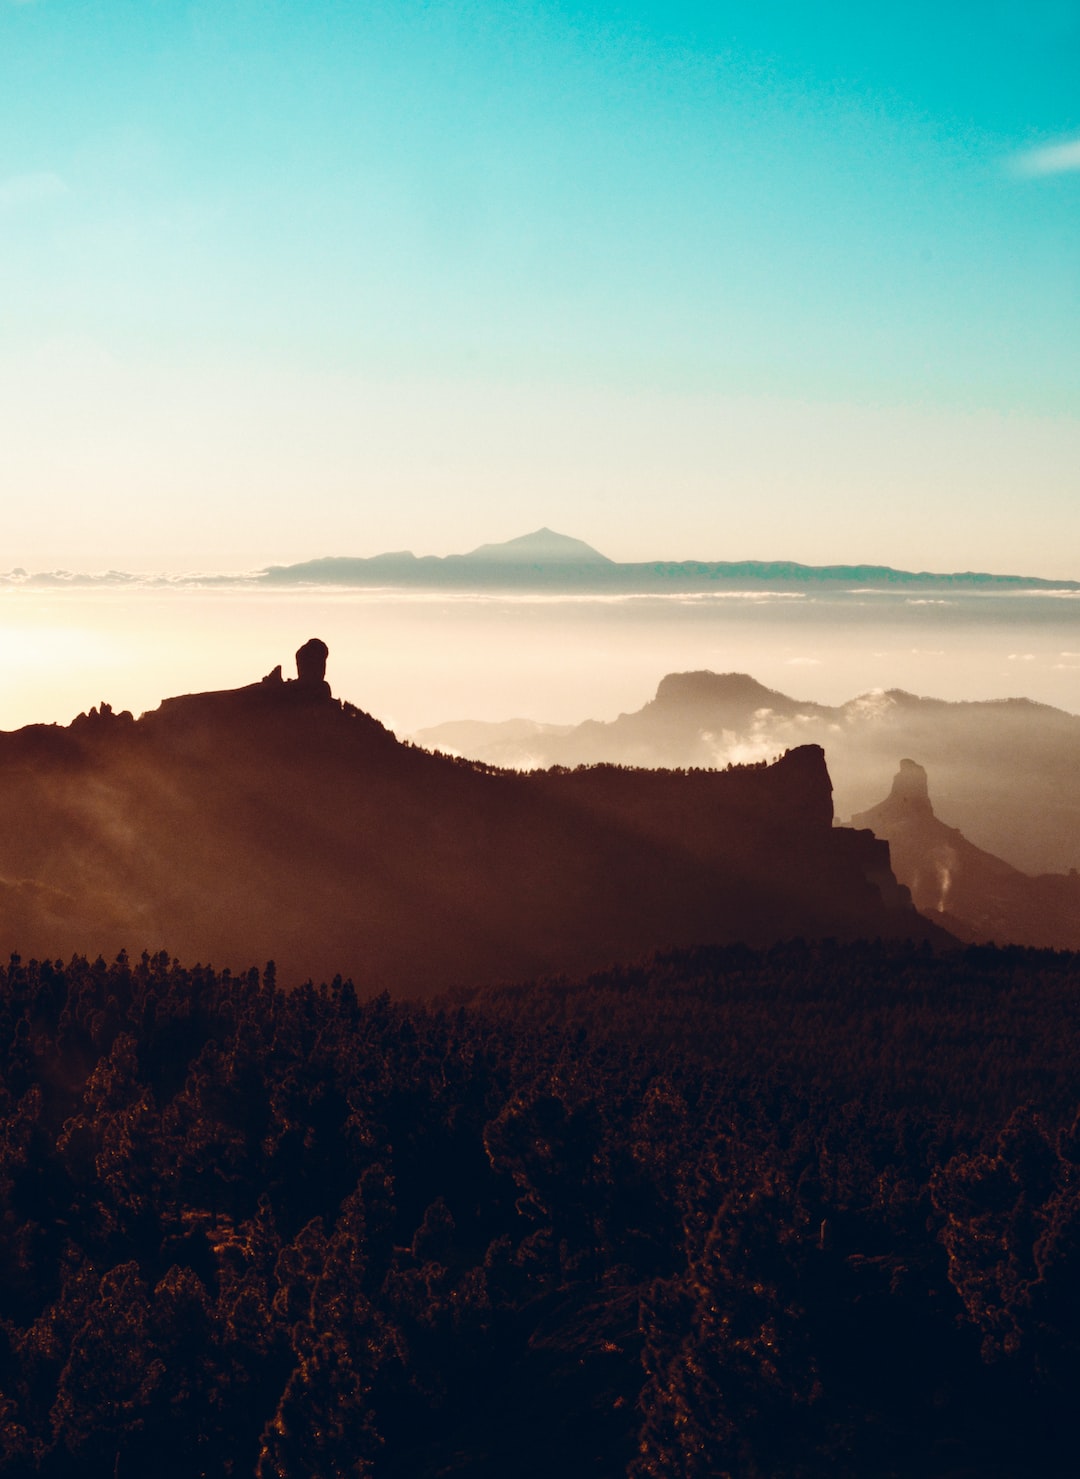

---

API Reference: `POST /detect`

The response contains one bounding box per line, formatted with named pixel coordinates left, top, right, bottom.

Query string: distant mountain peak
left=653, top=671, right=787, bottom=706
left=890, top=758, right=931, bottom=800
left=462, top=528, right=612, bottom=564
left=861, top=759, right=937, bottom=823
left=851, top=759, right=1080, bottom=949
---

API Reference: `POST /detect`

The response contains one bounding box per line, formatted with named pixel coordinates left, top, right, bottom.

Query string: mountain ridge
left=5, top=530, right=1079, bottom=588
left=413, top=668, right=1080, bottom=876
left=0, top=643, right=944, bottom=992
left=258, top=534, right=1080, bottom=590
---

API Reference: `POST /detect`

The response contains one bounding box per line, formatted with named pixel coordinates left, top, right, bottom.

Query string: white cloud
left=1012, top=136, right=1080, bottom=177
left=0, top=171, right=69, bottom=209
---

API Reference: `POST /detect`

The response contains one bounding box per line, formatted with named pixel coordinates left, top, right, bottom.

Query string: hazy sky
left=3, top=1, right=1079, bottom=575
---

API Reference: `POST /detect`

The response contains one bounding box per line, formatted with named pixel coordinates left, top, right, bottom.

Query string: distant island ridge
left=260, top=528, right=1080, bottom=590
left=5, top=528, right=1079, bottom=588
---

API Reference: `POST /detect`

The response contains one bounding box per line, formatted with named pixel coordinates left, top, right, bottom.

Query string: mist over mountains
left=415, top=670, right=1080, bottom=878
left=0, top=643, right=941, bottom=992
left=853, top=759, right=1080, bottom=950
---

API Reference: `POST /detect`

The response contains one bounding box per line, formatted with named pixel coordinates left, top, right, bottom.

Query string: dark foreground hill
left=0, top=645, right=939, bottom=991
left=853, top=760, right=1080, bottom=950
left=1, top=941, right=1079, bottom=1477
left=414, top=669, right=1080, bottom=875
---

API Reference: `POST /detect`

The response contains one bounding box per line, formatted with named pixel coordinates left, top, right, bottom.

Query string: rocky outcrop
left=295, top=637, right=330, bottom=689
left=0, top=651, right=945, bottom=992
left=153, top=640, right=338, bottom=726
left=853, top=761, right=1080, bottom=949
left=413, top=671, right=1080, bottom=876
left=884, top=757, right=934, bottom=814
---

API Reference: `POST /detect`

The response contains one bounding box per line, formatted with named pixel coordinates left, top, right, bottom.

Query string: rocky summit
left=0, top=642, right=943, bottom=991
left=853, top=760, right=1080, bottom=949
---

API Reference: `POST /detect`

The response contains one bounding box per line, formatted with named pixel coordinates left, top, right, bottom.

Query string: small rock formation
left=153, top=640, right=334, bottom=725
left=853, top=760, right=986, bottom=925
left=852, top=760, right=1080, bottom=949
left=295, top=638, right=330, bottom=692
left=886, top=758, right=934, bottom=816
left=71, top=701, right=134, bottom=731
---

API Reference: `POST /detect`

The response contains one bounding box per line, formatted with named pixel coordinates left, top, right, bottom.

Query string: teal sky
left=2, top=0, right=1079, bottom=574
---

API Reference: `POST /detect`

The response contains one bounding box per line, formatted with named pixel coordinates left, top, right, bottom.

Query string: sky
left=2, top=0, right=1079, bottom=576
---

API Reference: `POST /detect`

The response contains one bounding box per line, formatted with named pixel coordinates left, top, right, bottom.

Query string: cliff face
left=413, top=670, right=1080, bottom=876
left=0, top=656, right=943, bottom=993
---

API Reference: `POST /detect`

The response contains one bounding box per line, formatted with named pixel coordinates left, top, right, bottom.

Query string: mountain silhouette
left=8, top=535, right=1080, bottom=590
left=0, top=644, right=943, bottom=991
left=256, top=535, right=1080, bottom=592
left=462, top=527, right=612, bottom=563
left=260, top=527, right=613, bottom=587
left=851, top=760, right=1080, bottom=949
left=414, top=671, right=1080, bottom=876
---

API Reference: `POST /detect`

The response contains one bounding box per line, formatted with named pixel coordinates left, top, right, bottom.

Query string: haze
left=2, top=582, right=1078, bottom=738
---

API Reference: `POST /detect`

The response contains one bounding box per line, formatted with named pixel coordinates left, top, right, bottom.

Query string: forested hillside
left=415, top=670, right=1080, bottom=875
left=1, top=942, right=1079, bottom=1476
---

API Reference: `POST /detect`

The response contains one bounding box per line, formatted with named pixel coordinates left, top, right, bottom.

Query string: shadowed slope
left=0, top=647, right=943, bottom=990
left=414, top=671, right=1080, bottom=875
left=853, top=760, right=1080, bottom=949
